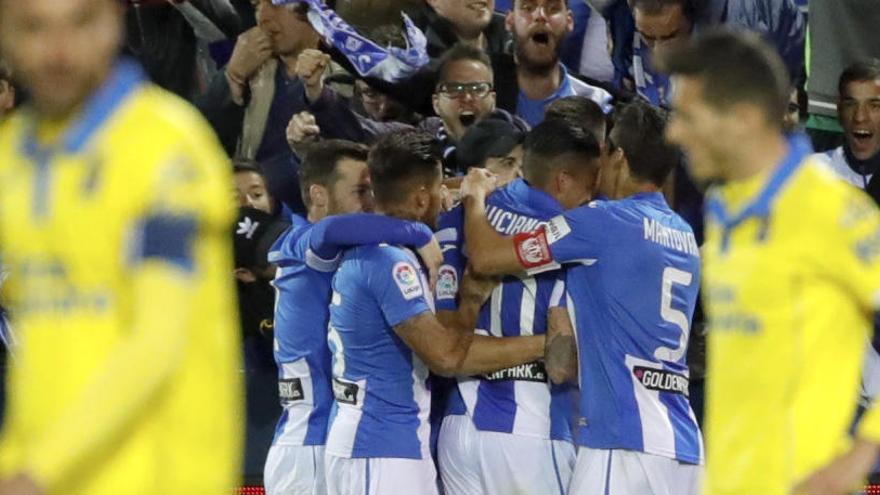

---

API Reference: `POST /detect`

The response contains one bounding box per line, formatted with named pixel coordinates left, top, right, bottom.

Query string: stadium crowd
left=2, top=0, right=880, bottom=494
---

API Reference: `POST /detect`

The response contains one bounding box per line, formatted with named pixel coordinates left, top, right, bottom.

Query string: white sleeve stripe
left=525, top=261, right=561, bottom=276
left=549, top=279, right=566, bottom=307
left=435, top=228, right=457, bottom=244
left=305, top=248, right=342, bottom=273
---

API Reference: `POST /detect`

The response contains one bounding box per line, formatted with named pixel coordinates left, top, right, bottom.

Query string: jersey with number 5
left=539, top=192, right=703, bottom=464
left=326, top=244, right=434, bottom=460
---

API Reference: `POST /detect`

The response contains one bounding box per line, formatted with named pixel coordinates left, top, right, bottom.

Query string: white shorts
left=438, top=414, right=576, bottom=495
left=325, top=454, right=439, bottom=495
left=264, top=444, right=326, bottom=495
left=568, top=447, right=702, bottom=495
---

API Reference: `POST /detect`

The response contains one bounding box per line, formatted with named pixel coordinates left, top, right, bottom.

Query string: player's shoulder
left=348, top=244, right=416, bottom=265
left=790, top=156, right=866, bottom=209
left=129, top=84, right=215, bottom=140
left=784, top=157, right=879, bottom=233
left=115, top=83, right=224, bottom=167
left=340, top=244, right=422, bottom=288
left=267, top=224, right=305, bottom=266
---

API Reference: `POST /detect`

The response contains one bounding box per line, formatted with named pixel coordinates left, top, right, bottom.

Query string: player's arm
left=460, top=169, right=563, bottom=276
left=545, top=278, right=577, bottom=384
left=308, top=213, right=435, bottom=259
left=459, top=170, right=525, bottom=275
left=792, top=437, right=880, bottom=495
left=546, top=307, right=577, bottom=384
left=309, top=213, right=442, bottom=286
left=435, top=270, right=546, bottom=376
left=21, top=214, right=197, bottom=490
left=393, top=283, right=486, bottom=377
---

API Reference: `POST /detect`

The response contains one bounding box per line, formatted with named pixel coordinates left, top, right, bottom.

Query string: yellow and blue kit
left=702, top=134, right=880, bottom=494
left=0, top=60, right=243, bottom=494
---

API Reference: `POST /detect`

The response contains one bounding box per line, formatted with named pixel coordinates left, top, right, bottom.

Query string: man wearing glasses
left=288, top=43, right=528, bottom=177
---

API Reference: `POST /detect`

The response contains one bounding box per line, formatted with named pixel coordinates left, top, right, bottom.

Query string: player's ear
left=309, top=184, right=329, bottom=209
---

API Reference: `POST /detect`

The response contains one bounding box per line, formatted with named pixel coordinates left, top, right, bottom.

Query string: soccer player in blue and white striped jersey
left=325, top=132, right=547, bottom=495
left=435, top=119, right=602, bottom=495
left=461, top=102, right=704, bottom=495
left=265, top=140, right=443, bottom=495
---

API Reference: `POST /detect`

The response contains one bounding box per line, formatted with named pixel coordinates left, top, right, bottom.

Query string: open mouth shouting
left=459, top=111, right=478, bottom=128
left=530, top=31, right=551, bottom=46
left=850, top=128, right=879, bottom=158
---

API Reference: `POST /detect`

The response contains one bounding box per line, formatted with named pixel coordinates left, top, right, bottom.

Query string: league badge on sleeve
left=393, top=261, right=424, bottom=300
left=435, top=265, right=458, bottom=300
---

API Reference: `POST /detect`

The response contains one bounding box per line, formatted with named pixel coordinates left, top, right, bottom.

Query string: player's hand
left=227, top=27, right=273, bottom=84
left=459, top=168, right=498, bottom=204
left=439, top=184, right=457, bottom=212
left=792, top=438, right=880, bottom=495
left=458, top=266, right=499, bottom=307
left=286, top=111, right=321, bottom=155
left=417, top=237, right=443, bottom=292
left=295, top=48, right=331, bottom=103
left=0, top=474, right=45, bottom=495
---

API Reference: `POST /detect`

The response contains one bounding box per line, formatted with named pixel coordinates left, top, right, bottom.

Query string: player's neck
left=374, top=206, right=419, bottom=224
left=517, top=64, right=563, bottom=100
left=722, top=131, right=788, bottom=182
left=618, top=180, right=659, bottom=198
left=307, top=209, right=327, bottom=224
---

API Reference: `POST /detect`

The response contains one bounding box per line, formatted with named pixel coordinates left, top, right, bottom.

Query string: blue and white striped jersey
left=268, top=223, right=339, bottom=447
left=326, top=244, right=434, bottom=459
left=436, top=178, right=574, bottom=442
left=539, top=192, right=703, bottom=464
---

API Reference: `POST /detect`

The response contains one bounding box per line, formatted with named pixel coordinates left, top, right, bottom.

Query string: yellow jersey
left=702, top=135, right=880, bottom=495
left=0, top=61, right=243, bottom=494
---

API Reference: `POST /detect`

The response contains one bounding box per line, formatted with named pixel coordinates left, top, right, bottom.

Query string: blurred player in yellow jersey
left=657, top=30, right=880, bottom=495
left=0, top=0, right=243, bottom=494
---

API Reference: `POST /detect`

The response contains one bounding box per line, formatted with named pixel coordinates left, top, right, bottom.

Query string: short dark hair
left=368, top=131, right=442, bottom=206
left=544, top=96, right=607, bottom=144
left=522, top=119, right=601, bottom=188
left=839, top=59, right=880, bottom=97
left=437, top=43, right=493, bottom=86
left=631, top=0, right=699, bottom=20
left=655, top=28, right=790, bottom=127
left=232, top=159, right=263, bottom=175
left=298, top=140, right=369, bottom=206
left=609, top=100, right=679, bottom=186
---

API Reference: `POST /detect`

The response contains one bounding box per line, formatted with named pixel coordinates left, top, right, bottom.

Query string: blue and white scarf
left=272, top=0, right=429, bottom=82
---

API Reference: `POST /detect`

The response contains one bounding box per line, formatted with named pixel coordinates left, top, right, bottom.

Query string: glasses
left=436, top=82, right=493, bottom=99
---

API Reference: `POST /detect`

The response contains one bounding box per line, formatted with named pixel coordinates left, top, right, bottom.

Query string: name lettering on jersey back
left=633, top=366, right=689, bottom=396
left=486, top=205, right=547, bottom=235
left=643, top=218, right=699, bottom=257
left=481, top=360, right=547, bottom=383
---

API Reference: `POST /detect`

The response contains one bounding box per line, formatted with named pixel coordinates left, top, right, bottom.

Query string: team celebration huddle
left=1, top=0, right=880, bottom=494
